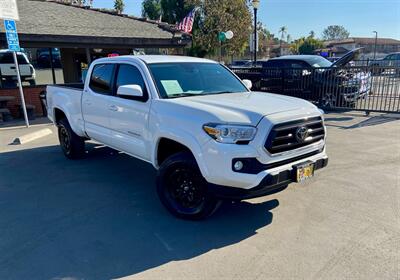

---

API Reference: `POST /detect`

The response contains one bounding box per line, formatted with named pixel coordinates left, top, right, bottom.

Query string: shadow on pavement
left=0, top=144, right=278, bottom=280
left=324, top=113, right=399, bottom=129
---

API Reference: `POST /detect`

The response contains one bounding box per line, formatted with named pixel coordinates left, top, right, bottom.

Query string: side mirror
left=242, top=79, right=252, bottom=90
left=117, top=85, right=143, bottom=98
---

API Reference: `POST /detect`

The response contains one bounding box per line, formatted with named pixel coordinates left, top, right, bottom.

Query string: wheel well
left=54, top=108, right=66, bottom=125
left=157, top=138, right=192, bottom=166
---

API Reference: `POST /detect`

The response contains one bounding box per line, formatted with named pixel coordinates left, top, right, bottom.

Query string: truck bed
left=46, top=84, right=84, bottom=127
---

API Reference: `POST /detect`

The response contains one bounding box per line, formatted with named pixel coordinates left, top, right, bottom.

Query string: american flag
left=177, top=8, right=197, bottom=34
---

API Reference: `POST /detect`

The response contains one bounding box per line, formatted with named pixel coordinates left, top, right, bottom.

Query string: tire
left=58, top=118, right=85, bottom=159
left=156, top=152, right=221, bottom=220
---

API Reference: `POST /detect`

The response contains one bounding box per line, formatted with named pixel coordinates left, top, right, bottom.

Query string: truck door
left=108, top=63, right=151, bottom=161
left=82, top=63, right=115, bottom=145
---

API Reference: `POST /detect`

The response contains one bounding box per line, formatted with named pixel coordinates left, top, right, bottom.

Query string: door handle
left=84, top=99, right=91, bottom=106
left=109, top=105, right=118, bottom=111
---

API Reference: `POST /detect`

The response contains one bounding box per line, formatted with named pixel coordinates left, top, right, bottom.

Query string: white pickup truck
left=46, top=55, right=328, bottom=220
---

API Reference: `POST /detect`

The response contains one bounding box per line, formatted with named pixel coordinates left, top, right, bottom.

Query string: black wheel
left=156, top=152, right=221, bottom=220
left=58, top=118, right=85, bottom=159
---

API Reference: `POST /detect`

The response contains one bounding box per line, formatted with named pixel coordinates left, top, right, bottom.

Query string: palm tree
left=278, top=26, right=287, bottom=55
left=114, top=0, right=125, bottom=14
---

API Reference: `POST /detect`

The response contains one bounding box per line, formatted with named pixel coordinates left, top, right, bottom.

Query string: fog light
left=234, top=161, right=244, bottom=171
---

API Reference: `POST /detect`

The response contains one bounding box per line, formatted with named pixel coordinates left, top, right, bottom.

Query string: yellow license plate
left=296, top=163, right=314, bottom=182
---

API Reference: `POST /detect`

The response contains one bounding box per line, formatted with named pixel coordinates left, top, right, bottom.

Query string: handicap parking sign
left=4, top=19, right=20, bottom=51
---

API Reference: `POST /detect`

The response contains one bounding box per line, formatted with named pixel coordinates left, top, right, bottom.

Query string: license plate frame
left=293, top=161, right=315, bottom=183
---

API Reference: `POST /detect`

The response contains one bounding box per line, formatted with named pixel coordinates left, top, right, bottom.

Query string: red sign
left=108, top=53, right=119, bottom=57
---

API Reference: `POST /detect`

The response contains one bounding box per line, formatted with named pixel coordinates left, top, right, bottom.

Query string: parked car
left=0, top=50, right=36, bottom=87
left=369, top=52, right=400, bottom=75
left=235, top=48, right=371, bottom=107
left=46, top=55, right=328, bottom=220
left=36, top=48, right=62, bottom=68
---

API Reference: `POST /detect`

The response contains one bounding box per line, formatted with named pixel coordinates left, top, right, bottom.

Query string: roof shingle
left=0, top=0, right=177, bottom=40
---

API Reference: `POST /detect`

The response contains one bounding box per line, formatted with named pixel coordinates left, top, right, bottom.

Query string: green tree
left=141, top=0, right=192, bottom=23
left=291, top=37, right=323, bottom=55
left=278, top=26, right=287, bottom=42
left=322, top=25, right=350, bottom=40
left=257, top=22, right=273, bottom=58
left=161, top=0, right=192, bottom=24
left=278, top=26, right=287, bottom=55
left=114, top=0, right=125, bottom=14
left=309, top=30, right=315, bottom=38
left=188, top=0, right=251, bottom=57
left=142, top=0, right=161, bottom=20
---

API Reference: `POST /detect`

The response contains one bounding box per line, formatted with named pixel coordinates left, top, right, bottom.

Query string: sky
left=93, top=0, right=400, bottom=40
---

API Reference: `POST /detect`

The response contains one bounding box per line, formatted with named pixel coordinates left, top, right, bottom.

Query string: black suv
left=235, top=49, right=372, bottom=107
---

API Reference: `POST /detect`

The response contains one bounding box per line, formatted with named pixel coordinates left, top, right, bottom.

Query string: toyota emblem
left=295, top=126, right=309, bottom=142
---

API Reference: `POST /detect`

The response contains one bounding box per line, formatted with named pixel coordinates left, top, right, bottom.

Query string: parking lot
left=0, top=113, right=399, bottom=280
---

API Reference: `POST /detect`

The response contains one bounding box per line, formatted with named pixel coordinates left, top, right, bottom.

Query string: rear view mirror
left=117, top=85, right=143, bottom=98
left=242, top=79, right=252, bottom=90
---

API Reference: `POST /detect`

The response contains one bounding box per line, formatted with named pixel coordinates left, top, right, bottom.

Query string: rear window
left=89, top=64, right=115, bottom=95
left=0, top=52, right=29, bottom=64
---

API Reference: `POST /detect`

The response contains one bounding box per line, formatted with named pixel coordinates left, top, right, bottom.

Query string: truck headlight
left=203, top=123, right=257, bottom=144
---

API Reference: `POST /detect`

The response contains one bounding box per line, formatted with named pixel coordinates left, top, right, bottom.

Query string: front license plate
left=295, top=162, right=315, bottom=182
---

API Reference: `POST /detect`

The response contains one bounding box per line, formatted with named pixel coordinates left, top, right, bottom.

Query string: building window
left=0, top=47, right=64, bottom=89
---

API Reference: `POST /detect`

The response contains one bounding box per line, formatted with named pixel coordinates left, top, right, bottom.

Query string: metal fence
left=231, top=65, right=400, bottom=114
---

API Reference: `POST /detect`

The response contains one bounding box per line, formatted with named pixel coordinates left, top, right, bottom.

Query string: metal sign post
left=3, top=19, right=29, bottom=127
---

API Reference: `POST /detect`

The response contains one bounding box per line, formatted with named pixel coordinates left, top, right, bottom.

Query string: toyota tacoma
left=46, top=55, right=328, bottom=220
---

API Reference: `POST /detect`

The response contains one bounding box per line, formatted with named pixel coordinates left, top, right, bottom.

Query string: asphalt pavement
left=0, top=112, right=399, bottom=280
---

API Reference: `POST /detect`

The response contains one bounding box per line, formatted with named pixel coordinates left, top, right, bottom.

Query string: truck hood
left=331, top=47, right=363, bottom=67
left=164, top=92, right=317, bottom=125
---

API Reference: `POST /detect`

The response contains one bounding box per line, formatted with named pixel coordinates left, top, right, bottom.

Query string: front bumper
left=208, top=157, right=328, bottom=200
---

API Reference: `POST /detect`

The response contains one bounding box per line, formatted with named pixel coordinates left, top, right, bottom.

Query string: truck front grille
left=265, top=117, right=325, bottom=154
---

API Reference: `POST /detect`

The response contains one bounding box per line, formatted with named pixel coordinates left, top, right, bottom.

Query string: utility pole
left=251, top=0, right=260, bottom=66
left=373, top=31, right=378, bottom=60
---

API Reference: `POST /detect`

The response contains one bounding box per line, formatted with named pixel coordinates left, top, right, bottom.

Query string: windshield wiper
left=205, top=91, right=235, bottom=95
left=168, top=93, right=198, bottom=98
left=168, top=91, right=236, bottom=99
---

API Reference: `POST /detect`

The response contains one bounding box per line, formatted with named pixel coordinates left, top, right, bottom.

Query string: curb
left=12, top=128, right=53, bottom=145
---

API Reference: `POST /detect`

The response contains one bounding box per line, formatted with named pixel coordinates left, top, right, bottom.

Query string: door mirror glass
left=242, top=79, right=252, bottom=90
left=117, top=84, right=143, bottom=98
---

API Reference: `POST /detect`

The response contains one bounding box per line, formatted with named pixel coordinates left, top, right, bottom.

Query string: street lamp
left=251, top=0, right=260, bottom=66
left=373, top=31, right=378, bottom=60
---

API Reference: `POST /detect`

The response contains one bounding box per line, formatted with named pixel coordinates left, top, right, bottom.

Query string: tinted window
left=116, top=64, right=148, bottom=101
left=89, top=64, right=115, bottom=94
left=0, top=52, right=29, bottom=64
left=287, top=61, right=309, bottom=68
left=263, top=60, right=284, bottom=68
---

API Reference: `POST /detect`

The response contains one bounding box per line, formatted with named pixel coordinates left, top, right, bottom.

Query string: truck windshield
left=148, top=62, right=248, bottom=98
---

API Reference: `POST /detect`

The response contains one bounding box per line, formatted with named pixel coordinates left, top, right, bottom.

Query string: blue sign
left=4, top=19, right=20, bottom=52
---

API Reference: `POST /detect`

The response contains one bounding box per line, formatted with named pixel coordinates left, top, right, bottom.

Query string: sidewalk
left=0, top=117, right=51, bottom=129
